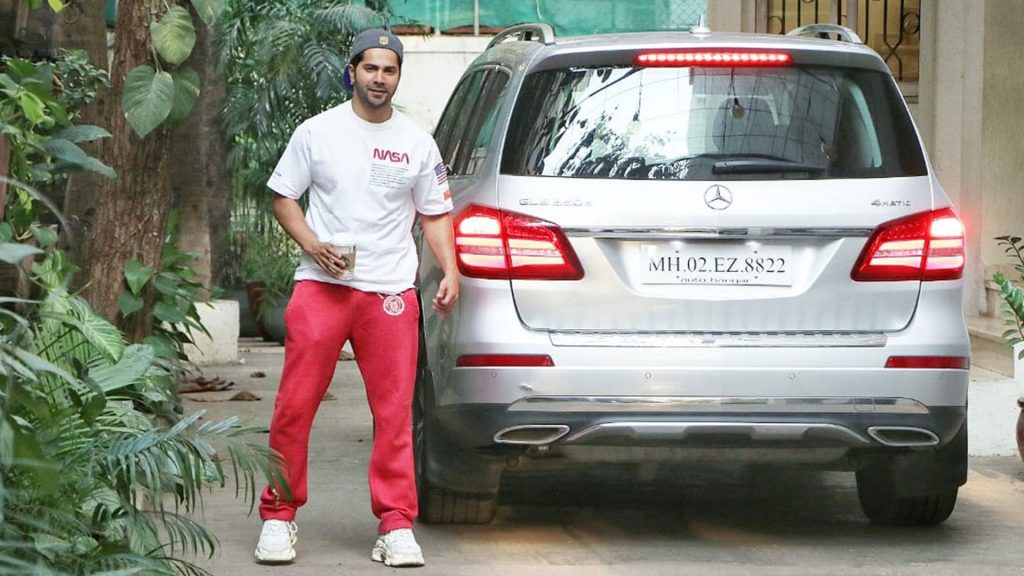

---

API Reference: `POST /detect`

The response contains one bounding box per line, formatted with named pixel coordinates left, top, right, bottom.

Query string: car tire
left=855, top=474, right=958, bottom=526
left=413, top=334, right=498, bottom=525
left=854, top=425, right=966, bottom=526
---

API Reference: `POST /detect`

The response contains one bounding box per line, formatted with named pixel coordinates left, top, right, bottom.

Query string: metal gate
left=756, top=0, right=921, bottom=82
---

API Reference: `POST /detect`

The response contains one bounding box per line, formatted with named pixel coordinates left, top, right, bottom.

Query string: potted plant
left=239, top=226, right=299, bottom=344
left=991, top=235, right=1024, bottom=462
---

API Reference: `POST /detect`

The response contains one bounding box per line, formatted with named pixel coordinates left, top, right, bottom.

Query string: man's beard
left=356, top=82, right=392, bottom=109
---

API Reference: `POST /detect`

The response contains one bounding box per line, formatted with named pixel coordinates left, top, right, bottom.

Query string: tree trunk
left=79, top=0, right=177, bottom=340
left=170, top=10, right=230, bottom=295
left=58, top=0, right=111, bottom=277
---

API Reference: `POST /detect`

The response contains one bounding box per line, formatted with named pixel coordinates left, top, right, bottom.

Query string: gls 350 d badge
left=704, top=185, right=733, bottom=210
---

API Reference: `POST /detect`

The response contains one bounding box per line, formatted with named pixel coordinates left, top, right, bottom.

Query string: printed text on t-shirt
left=370, top=161, right=410, bottom=189
left=373, top=148, right=410, bottom=164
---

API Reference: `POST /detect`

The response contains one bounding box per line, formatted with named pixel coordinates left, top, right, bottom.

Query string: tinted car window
left=501, top=65, right=926, bottom=180
left=434, top=70, right=486, bottom=165
left=451, top=70, right=510, bottom=176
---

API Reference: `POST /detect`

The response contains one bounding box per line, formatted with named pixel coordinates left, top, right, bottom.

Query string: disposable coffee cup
left=329, top=232, right=356, bottom=280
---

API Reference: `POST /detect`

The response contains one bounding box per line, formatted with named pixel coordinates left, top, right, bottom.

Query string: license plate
left=639, top=242, right=793, bottom=286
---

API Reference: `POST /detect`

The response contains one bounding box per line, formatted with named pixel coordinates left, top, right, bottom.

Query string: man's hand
left=432, top=272, right=459, bottom=317
left=272, top=196, right=353, bottom=279
left=420, top=212, right=460, bottom=318
left=307, top=240, right=348, bottom=279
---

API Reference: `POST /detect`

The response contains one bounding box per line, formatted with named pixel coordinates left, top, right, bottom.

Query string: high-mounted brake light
left=851, top=207, right=965, bottom=282
left=453, top=204, right=584, bottom=281
left=634, top=50, right=793, bottom=67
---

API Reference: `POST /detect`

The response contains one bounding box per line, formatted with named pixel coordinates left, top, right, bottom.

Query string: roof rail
left=486, top=23, right=555, bottom=50
left=787, top=24, right=862, bottom=44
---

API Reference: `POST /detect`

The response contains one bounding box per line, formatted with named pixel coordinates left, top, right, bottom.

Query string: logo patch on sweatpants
left=382, top=294, right=405, bottom=316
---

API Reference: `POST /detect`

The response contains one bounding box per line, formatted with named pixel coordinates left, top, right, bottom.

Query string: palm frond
left=315, top=4, right=387, bottom=34
left=88, top=344, right=154, bottom=394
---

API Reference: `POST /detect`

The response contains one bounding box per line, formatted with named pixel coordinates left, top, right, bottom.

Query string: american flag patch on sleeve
left=434, top=162, right=448, bottom=186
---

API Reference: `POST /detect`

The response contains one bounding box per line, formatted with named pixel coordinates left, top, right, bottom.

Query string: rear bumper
left=432, top=401, right=966, bottom=456
left=420, top=277, right=969, bottom=464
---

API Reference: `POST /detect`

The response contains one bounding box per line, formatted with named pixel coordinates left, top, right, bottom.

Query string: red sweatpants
left=259, top=280, right=420, bottom=534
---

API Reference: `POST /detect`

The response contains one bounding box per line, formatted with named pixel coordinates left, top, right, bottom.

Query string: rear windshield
left=501, top=65, right=926, bottom=180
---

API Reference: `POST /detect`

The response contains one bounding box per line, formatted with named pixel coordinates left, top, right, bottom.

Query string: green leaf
left=54, top=124, right=111, bottom=143
left=144, top=334, right=179, bottom=361
left=43, top=297, right=126, bottom=362
left=47, top=0, right=64, bottom=11
left=124, top=259, right=155, bottom=296
left=29, top=225, right=58, bottom=247
left=31, top=534, right=72, bottom=561
left=154, top=272, right=181, bottom=296
left=10, top=425, right=59, bottom=495
left=5, top=58, right=38, bottom=80
left=150, top=5, right=197, bottom=66
left=0, top=242, right=42, bottom=264
left=12, top=347, right=75, bottom=383
left=190, top=0, right=225, bottom=25
left=122, top=65, right=174, bottom=138
left=154, top=301, right=188, bottom=324
left=38, top=137, right=117, bottom=178
left=90, top=344, right=155, bottom=393
left=167, top=66, right=200, bottom=124
left=117, top=291, right=144, bottom=317
left=19, top=92, right=49, bottom=125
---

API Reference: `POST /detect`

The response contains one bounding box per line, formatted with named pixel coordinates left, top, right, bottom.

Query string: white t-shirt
left=267, top=102, right=453, bottom=294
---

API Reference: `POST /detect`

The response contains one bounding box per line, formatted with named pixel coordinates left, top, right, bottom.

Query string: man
left=253, top=28, right=458, bottom=568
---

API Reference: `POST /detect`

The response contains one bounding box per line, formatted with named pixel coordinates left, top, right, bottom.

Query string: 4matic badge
left=871, top=199, right=912, bottom=208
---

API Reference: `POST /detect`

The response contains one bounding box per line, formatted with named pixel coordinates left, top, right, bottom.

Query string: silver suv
left=415, top=22, right=968, bottom=526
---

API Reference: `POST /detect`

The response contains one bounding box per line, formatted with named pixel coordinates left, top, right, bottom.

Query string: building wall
left=980, top=1, right=1024, bottom=292
left=917, top=0, right=1024, bottom=317
left=392, top=35, right=491, bottom=133
left=918, top=0, right=986, bottom=315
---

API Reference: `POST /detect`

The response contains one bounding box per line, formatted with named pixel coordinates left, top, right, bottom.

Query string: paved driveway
left=189, top=342, right=1024, bottom=576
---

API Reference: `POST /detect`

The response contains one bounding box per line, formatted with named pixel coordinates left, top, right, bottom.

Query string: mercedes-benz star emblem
left=704, top=184, right=733, bottom=210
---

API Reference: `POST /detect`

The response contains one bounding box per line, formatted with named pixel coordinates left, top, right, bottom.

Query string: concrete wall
left=916, top=0, right=1024, bottom=317
left=917, top=1, right=987, bottom=315
left=980, top=1, right=1024, bottom=291
left=184, top=299, right=240, bottom=366
left=393, top=35, right=491, bottom=133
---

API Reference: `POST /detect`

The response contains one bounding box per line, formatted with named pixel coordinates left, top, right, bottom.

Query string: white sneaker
left=254, top=520, right=297, bottom=564
left=370, top=528, right=425, bottom=567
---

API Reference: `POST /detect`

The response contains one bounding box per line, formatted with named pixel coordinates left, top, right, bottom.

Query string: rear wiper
left=712, top=159, right=827, bottom=174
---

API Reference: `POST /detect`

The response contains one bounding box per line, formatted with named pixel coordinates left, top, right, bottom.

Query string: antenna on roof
left=691, top=14, right=711, bottom=35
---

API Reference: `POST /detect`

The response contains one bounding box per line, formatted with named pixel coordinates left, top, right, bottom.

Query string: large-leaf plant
left=993, top=235, right=1024, bottom=357
left=0, top=195, right=284, bottom=575
left=1, top=54, right=113, bottom=237
left=121, top=0, right=226, bottom=137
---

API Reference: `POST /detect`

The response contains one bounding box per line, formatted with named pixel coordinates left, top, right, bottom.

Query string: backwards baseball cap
left=343, top=28, right=404, bottom=92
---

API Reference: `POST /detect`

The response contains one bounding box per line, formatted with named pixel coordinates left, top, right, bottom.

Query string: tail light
left=635, top=50, right=793, bottom=67
left=851, top=207, right=965, bottom=282
left=456, top=354, right=555, bottom=367
left=453, top=204, right=584, bottom=280
left=885, top=356, right=970, bottom=370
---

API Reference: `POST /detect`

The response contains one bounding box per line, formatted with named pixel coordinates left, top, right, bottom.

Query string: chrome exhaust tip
left=493, top=425, right=570, bottom=445
left=866, top=426, right=940, bottom=447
